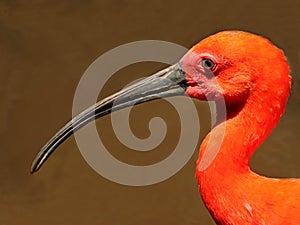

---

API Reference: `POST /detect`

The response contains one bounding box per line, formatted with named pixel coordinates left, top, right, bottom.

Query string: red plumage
left=31, top=30, right=300, bottom=225
left=181, top=31, right=300, bottom=225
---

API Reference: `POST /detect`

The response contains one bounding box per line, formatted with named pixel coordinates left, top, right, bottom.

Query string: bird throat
left=195, top=86, right=290, bottom=224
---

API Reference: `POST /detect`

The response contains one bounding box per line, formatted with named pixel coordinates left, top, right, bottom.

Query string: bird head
left=180, top=31, right=290, bottom=107
left=30, top=30, right=291, bottom=173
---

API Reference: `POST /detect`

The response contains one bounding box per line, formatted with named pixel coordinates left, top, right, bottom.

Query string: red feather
left=181, top=31, right=299, bottom=225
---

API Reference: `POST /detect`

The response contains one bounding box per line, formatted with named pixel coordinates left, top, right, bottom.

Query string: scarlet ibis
left=31, top=31, right=300, bottom=224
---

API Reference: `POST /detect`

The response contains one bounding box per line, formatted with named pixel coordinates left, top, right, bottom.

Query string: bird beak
left=30, top=63, right=187, bottom=173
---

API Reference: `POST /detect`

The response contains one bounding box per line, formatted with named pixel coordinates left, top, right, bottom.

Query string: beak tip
left=30, top=160, right=40, bottom=174
left=30, top=167, right=36, bottom=175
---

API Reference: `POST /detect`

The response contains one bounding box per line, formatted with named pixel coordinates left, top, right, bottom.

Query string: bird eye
left=201, top=58, right=216, bottom=70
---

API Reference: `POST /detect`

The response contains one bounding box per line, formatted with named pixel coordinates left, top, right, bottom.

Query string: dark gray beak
left=30, top=63, right=187, bottom=173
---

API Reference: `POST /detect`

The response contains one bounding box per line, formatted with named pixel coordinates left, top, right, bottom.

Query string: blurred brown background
left=1, top=0, right=300, bottom=224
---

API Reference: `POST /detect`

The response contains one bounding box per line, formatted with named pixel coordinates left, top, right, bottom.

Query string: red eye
left=201, top=58, right=216, bottom=71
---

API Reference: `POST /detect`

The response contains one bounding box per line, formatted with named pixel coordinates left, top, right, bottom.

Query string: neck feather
left=195, top=79, right=290, bottom=223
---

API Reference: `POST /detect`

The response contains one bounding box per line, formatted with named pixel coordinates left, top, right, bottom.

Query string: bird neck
left=195, top=80, right=290, bottom=223
left=199, top=78, right=290, bottom=171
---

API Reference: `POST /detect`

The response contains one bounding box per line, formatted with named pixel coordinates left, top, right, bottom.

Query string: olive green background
left=1, top=1, right=299, bottom=224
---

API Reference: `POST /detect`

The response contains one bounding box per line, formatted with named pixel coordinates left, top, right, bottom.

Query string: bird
left=31, top=30, right=300, bottom=224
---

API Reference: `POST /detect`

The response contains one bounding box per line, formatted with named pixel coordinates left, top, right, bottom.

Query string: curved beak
left=30, top=63, right=187, bottom=173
